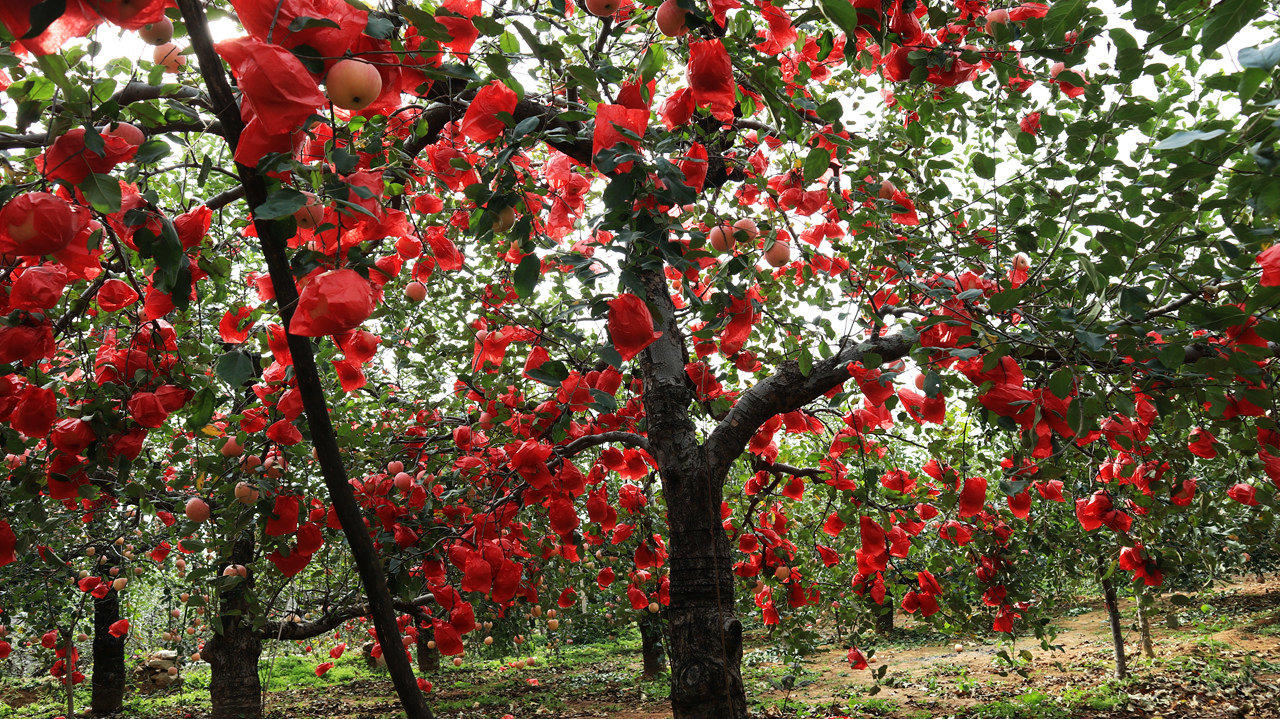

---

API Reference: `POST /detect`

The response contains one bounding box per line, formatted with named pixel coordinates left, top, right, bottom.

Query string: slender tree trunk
left=90, top=582, right=126, bottom=715
left=175, top=3, right=431, bottom=717
left=639, top=612, right=667, bottom=679
left=206, top=533, right=263, bottom=719
left=1136, top=594, right=1154, bottom=659
left=1097, top=559, right=1128, bottom=679
left=639, top=268, right=747, bottom=719
left=416, top=626, right=439, bottom=673
left=875, top=594, right=894, bottom=636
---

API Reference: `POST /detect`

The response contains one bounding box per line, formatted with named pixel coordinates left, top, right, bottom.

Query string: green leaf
left=23, top=0, right=66, bottom=40
left=1152, top=129, right=1227, bottom=150
left=132, top=139, right=170, bottom=165
left=1239, top=40, right=1280, bottom=69
left=1041, top=0, right=1086, bottom=41
left=527, top=360, right=570, bottom=386
left=972, top=153, right=995, bottom=180
left=803, top=147, right=831, bottom=183
left=1200, top=0, right=1266, bottom=55
left=254, top=188, right=307, bottom=220
left=288, top=16, right=341, bottom=32
left=215, top=351, right=257, bottom=389
left=79, top=173, right=122, bottom=213
left=513, top=253, right=540, bottom=298
left=184, top=388, right=217, bottom=430
left=818, top=0, right=864, bottom=38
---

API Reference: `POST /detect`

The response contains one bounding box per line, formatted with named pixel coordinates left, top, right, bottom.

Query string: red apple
left=139, top=18, right=173, bottom=45
left=393, top=472, right=413, bottom=491
left=984, top=9, right=1010, bottom=34
left=764, top=239, right=790, bottom=267
left=325, top=59, right=383, bottom=111
left=221, top=436, right=243, bottom=458
left=234, top=482, right=258, bottom=504
left=585, top=0, right=619, bottom=16
left=105, top=122, right=146, bottom=147
left=492, top=204, right=517, bottom=233
left=386, top=460, right=404, bottom=475
left=878, top=179, right=897, bottom=199
left=732, top=218, right=759, bottom=243
left=708, top=224, right=735, bottom=253
left=294, top=192, right=324, bottom=230
left=184, top=497, right=210, bottom=523
left=153, top=43, right=186, bottom=73
left=656, top=0, right=689, bottom=36
left=405, top=281, right=427, bottom=302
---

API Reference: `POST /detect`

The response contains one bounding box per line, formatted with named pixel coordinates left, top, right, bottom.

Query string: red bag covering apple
left=0, top=192, right=85, bottom=256
left=288, top=269, right=376, bottom=337
left=214, top=37, right=326, bottom=167
left=592, top=105, right=649, bottom=173
left=0, top=1, right=101, bottom=56
left=8, top=265, right=69, bottom=311
left=460, top=80, right=518, bottom=143
left=687, top=39, right=736, bottom=123
left=97, top=279, right=140, bottom=312
left=37, top=128, right=139, bottom=184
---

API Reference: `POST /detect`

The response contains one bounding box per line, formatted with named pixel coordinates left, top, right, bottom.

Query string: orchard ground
left=4, top=575, right=1280, bottom=719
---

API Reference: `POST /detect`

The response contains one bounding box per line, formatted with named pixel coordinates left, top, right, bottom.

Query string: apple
left=112, top=578, right=127, bottom=591
left=191, top=652, right=201, bottom=662
left=764, top=239, right=790, bottom=267
left=708, top=224, right=735, bottom=253
left=184, top=497, right=210, bottom=523
left=77, top=633, right=89, bottom=642
left=547, top=619, right=559, bottom=630
left=393, top=472, right=413, bottom=491
left=153, top=43, right=186, bottom=73
left=484, top=635, right=494, bottom=645
left=774, top=565, right=790, bottom=581
left=452, top=657, right=463, bottom=667
left=584, top=0, right=619, bottom=17
left=234, top=482, right=258, bottom=504
left=404, top=281, right=427, bottom=302
left=526, top=656, right=537, bottom=667
left=105, top=122, right=146, bottom=147
left=732, top=218, right=759, bottom=243
left=325, top=59, right=383, bottom=111
left=984, top=9, right=1010, bottom=34
left=878, top=179, right=897, bottom=199
left=387, top=460, right=404, bottom=475
left=647, top=602, right=660, bottom=613
left=139, top=18, right=173, bottom=45
left=294, top=192, right=324, bottom=230
left=492, top=205, right=517, bottom=233
left=656, top=0, right=689, bottom=36
left=954, top=643, right=964, bottom=653
left=221, top=436, right=243, bottom=458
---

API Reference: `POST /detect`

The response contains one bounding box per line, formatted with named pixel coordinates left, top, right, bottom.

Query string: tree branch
left=557, top=431, right=650, bottom=457
left=704, top=331, right=916, bottom=480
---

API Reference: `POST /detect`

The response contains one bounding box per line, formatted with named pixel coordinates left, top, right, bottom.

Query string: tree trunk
left=175, top=4, right=431, bottom=717
left=1136, top=594, right=1154, bottom=659
left=1097, top=559, right=1128, bottom=679
left=90, top=581, right=126, bottom=715
left=638, top=268, right=747, bottom=719
left=416, top=627, right=439, bottom=673
left=639, top=612, right=667, bottom=679
left=206, top=533, right=263, bottom=719
left=874, top=597, right=894, bottom=636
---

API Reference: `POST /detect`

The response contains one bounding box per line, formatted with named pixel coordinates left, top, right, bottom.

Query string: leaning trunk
left=638, top=611, right=667, bottom=679
left=1136, top=594, right=1154, bottom=659
left=206, top=533, right=263, bottom=719
left=639, top=267, right=747, bottom=719
left=90, top=582, right=126, bottom=715
left=1097, top=559, right=1128, bottom=679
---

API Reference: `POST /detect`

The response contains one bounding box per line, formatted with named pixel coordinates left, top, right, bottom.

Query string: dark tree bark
left=90, top=570, right=126, bottom=715
left=174, top=3, right=431, bottom=717
left=874, top=596, right=894, bottom=637
left=633, top=258, right=914, bottom=719
left=205, top=533, right=263, bottom=719
left=638, top=268, right=746, bottom=719
left=1135, top=594, right=1154, bottom=659
left=416, top=626, right=440, bottom=673
left=639, top=612, right=667, bottom=679
left=1097, top=559, right=1128, bottom=679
